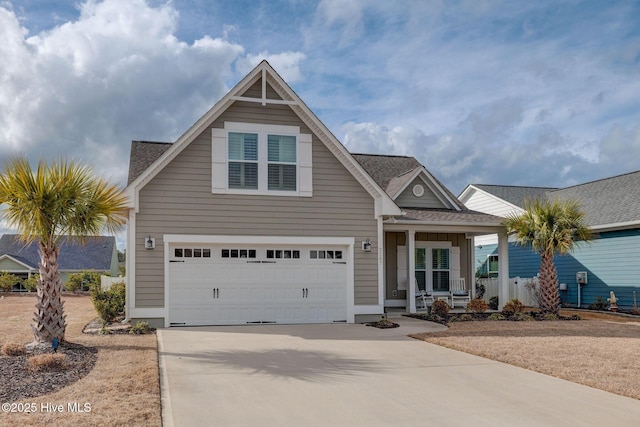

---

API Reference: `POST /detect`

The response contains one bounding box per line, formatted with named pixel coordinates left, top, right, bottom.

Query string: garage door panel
left=169, top=244, right=348, bottom=326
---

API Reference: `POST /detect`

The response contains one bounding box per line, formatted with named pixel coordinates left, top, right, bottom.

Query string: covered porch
left=382, top=209, right=509, bottom=313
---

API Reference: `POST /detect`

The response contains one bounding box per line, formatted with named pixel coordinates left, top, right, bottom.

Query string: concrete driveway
left=158, top=317, right=640, bottom=427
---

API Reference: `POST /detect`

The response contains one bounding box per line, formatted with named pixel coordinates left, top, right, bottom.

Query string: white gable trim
left=125, top=61, right=400, bottom=217
left=0, top=254, right=37, bottom=270
left=459, top=185, right=524, bottom=214
left=392, top=167, right=461, bottom=210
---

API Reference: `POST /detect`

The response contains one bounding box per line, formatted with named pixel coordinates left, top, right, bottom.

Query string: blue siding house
left=459, top=171, right=640, bottom=310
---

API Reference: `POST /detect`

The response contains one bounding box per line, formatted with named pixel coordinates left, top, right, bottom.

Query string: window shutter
left=450, top=247, right=461, bottom=279
left=212, top=128, right=227, bottom=193
left=299, top=133, right=313, bottom=197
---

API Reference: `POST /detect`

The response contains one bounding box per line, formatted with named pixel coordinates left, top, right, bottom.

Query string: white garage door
left=168, top=244, right=348, bottom=326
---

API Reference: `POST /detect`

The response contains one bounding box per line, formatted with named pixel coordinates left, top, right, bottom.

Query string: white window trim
left=212, top=122, right=313, bottom=197
left=415, top=241, right=453, bottom=292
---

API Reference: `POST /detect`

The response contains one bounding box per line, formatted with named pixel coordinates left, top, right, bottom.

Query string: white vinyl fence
left=477, top=276, right=539, bottom=308
left=101, top=275, right=127, bottom=291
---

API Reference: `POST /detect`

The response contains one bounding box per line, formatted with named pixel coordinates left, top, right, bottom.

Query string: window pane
left=310, top=250, right=317, bottom=259
left=203, top=249, right=211, bottom=257
left=488, top=255, right=499, bottom=272
left=229, top=162, right=258, bottom=189
left=268, top=135, right=296, bottom=162
left=433, top=271, right=450, bottom=291
left=268, top=164, right=296, bottom=191
left=175, top=249, right=183, bottom=257
left=249, top=250, right=256, bottom=258
left=267, top=250, right=274, bottom=259
left=415, top=248, right=426, bottom=269
left=194, top=249, right=202, bottom=257
left=231, top=249, right=238, bottom=258
left=184, top=249, right=192, bottom=257
left=432, top=249, right=449, bottom=269
left=222, top=249, right=229, bottom=258
left=415, top=271, right=426, bottom=291
left=229, top=133, right=258, bottom=161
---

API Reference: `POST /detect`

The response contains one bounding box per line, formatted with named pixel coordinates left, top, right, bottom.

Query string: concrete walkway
left=158, top=317, right=640, bottom=427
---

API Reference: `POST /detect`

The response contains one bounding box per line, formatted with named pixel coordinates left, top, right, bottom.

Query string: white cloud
left=0, top=0, right=244, bottom=185
left=235, top=51, right=306, bottom=83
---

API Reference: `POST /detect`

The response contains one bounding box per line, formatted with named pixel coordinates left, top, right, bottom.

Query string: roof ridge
left=475, top=183, right=558, bottom=190
left=351, top=153, right=415, bottom=159
left=550, top=169, right=640, bottom=192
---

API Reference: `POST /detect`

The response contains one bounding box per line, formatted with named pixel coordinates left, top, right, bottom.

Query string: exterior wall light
left=145, top=236, right=156, bottom=250
left=362, top=239, right=371, bottom=252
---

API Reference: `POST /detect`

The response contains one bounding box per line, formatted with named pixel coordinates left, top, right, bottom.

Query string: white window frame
left=415, top=241, right=453, bottom=292
left=212, top=122, right=313, bottom=197
left=487, top=254, right=499, bottom=277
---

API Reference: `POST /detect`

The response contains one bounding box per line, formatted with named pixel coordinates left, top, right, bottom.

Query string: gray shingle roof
left=473, top=184, right=558, bottom=208
left=128, top=141, right=172, bottom=185
left=0, top=235, right=116, bottom=271
left=401, top=208, right=504, bottom=225
left=550, top=171, right=640, bottom=227
left=352, top=154, right=421, bottom=193
left=352, top=153, right=467, bottom=210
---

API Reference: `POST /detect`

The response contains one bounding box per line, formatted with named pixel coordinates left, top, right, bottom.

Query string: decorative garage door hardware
left=212, top=288, right=220, bottom=298
left=302, top=288, right=309, bottom=298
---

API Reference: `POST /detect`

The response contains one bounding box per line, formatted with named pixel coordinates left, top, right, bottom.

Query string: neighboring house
left=0, top=234, right=120, bottom=290
left=459, top=172, right=640, bottom=309
left=124, top=61, right=507, bottom=328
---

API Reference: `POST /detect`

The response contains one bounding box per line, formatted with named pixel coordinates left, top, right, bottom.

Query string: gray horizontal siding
left=395, top=177, right=447, bottom=209
left=135, top=89, right=378, bottom=308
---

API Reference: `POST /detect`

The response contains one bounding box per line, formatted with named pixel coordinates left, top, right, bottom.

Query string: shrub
left=588, top=296, right=607, bottom=311
left=542, top=313, right=559, bottom=321
left=475, top=282, right=486, bottom=300
left=466, top=298, right=489, bottom=314
left=91, top=282, right=126, bottom=325
left=502, top=299, right=525, bottom=316
left=2, top=342, right=26, bottom=356
left=431, top=300, right=450, bottom=317
left=0, top=272, right=20, bottom=292
left=27, top=353, right=67, bottom=372
left=22, top=274, right=39, bottom=292
left=448, top=316, right=460, bottom=323
left=488, top=296, right=499, bottom=311
left=459, top=313, right=474, bottom=322
left=66, top=270, right=102, bottom=292
left=488, top=313, right=505, bottom=321
left=512, top=313, right=535, bottom=321
left=130, top=321, right=154, bottom=335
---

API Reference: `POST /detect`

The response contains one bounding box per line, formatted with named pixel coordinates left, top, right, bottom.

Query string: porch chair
left=449, top=278, right=470, bottom=308
left=415, top=277, right=434, bottom=309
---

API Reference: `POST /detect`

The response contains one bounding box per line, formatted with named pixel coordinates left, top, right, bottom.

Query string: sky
left=1, top=0, right=639, bottom=205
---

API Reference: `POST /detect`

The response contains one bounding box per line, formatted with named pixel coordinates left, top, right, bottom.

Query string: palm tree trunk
left=538, top=251, right=561, bottom=314
left=32, top=242, right=66, bottom=343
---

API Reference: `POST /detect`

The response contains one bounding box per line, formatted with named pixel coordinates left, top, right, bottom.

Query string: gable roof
left=550, top=170, right=640, bottom=229
left=462, top=170, right=640, bottom=230
left=125, top=60, right=400, bottom=217
left=0, top=235, right=116, bottom=271
left=468, top=184, right=558, bottom=209
left=352, top=154, right=465, bottom=210
left=128, top=141, right=172, bottom=185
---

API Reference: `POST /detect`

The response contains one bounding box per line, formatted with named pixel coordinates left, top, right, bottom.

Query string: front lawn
left=0, top=294, right=161, bottom=426
left=412, top=309, right=640, bottom=400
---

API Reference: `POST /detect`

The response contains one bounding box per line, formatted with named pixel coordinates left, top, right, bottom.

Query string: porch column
left=498, top=231, right=509, bottom=310
left=407, top=229, right=416, bottom=313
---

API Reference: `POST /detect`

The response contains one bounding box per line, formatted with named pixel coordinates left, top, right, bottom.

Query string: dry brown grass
left=413, top=309, right=640, bottom=400
left=0, top=294, right=161, bottom=427
left=27, top=353, right=68, bottom=372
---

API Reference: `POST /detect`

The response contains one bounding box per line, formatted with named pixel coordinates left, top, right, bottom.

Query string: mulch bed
left=365, top=319, right=400, bottom=329
left=0, top=341, right=97, bottom=403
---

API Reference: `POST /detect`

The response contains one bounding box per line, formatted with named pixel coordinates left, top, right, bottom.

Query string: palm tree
left=504, top=197, right=593, bottom=314
left=0, top=158, right=127, bottom=344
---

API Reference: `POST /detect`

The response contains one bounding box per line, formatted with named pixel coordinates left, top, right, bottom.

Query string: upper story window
left=212, top=122, right=313, bottom=197
left=228, top=133, right=258, bottom=189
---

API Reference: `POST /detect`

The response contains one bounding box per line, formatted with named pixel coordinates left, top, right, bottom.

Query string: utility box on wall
left=576, top=271, right=588, bottom=285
